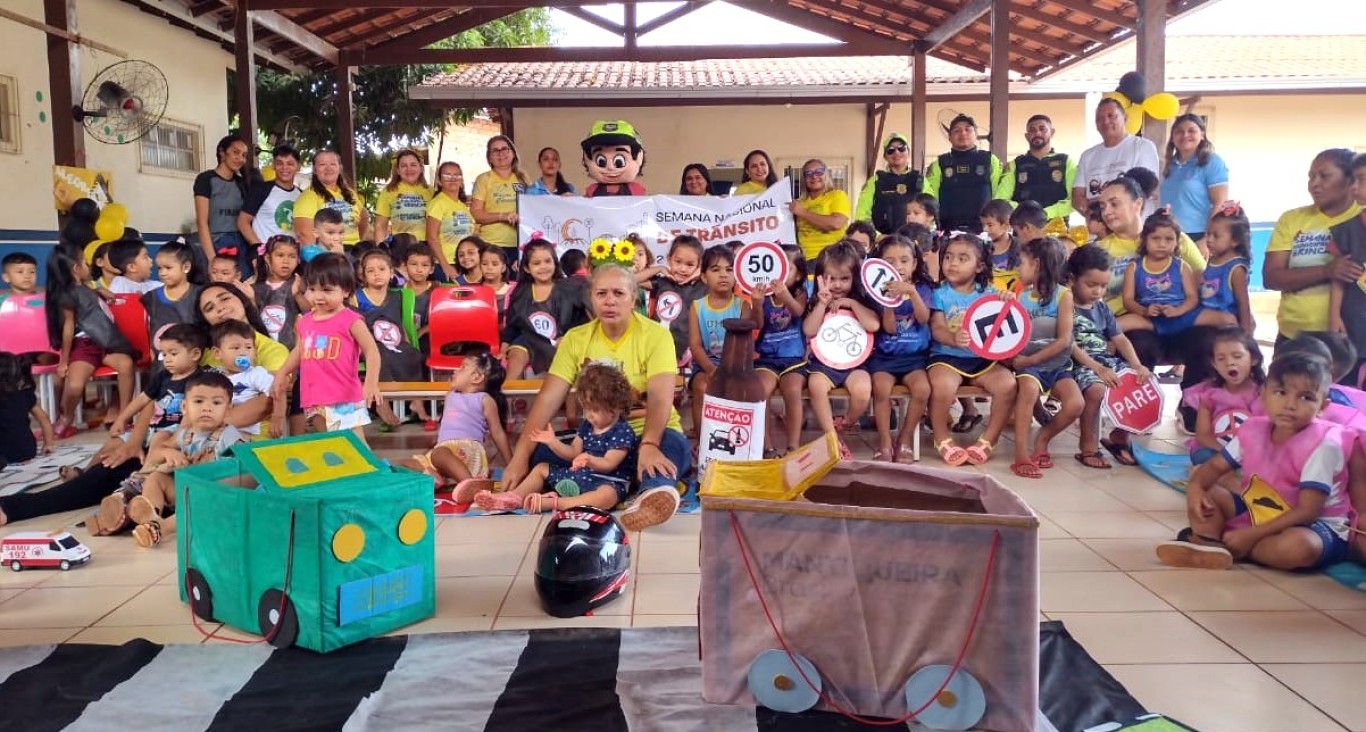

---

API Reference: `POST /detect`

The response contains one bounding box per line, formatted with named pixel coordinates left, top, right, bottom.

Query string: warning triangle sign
left=1242, top=475, right=1289, bottom=526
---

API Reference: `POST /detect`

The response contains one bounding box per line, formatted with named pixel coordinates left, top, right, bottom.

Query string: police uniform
left=857, top=169, right=924, bottom=235
left=926, top=148, right=999, bottom=234
left=1003, top=151, right=1071, bottom=212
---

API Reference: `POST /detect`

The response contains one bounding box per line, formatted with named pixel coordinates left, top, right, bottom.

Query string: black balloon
left=69, top=198, right=100, bottom=224
left=1116, top=72, right=1147, bottom=103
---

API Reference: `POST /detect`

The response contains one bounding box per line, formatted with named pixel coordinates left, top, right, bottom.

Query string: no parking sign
left=963, top=295, right=1031, bottom=361
left=735, top=241, right=789, bottom=294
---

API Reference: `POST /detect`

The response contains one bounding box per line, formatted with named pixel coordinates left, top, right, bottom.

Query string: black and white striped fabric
left=0, top=623, right=1146, bottom=732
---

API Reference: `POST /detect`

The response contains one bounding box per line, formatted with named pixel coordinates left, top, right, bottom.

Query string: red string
left=728, top=510, right=1000, bottom=726
left=183, top=484, right=297, bottom=645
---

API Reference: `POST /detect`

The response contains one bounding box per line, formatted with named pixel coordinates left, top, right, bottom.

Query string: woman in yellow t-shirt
left=426, top=161, right=477, bottom=279
left=1264, top=149, right=1363, bottom=341
left=373, top=149, right=433, bottom=242
left=493, top=265, right=686, bottom=530
left=790, top=159, right=851, bottom=261
left=733, top=149, right=778, bottom=195
left=470, top=135, right=529, bottom=256
left=293, top=150, right=368, bottom=247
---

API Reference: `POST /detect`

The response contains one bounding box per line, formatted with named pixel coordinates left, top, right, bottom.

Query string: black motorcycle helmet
left=534, top=506, right=632, bottom=618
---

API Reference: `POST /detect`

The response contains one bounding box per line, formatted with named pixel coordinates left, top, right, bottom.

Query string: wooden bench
left=380, top=380, right=990, bottom=462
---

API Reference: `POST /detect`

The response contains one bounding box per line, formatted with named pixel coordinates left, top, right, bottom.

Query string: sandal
left=965, top=438, right=994, bottom=465
left=523, top=492, right=559, bottom=514
left=837, top=439, right=852, bottom=461
left=1073, top=450, right=1112, bottom=470
left=951, top=413, right=983, bottom=433
left=473, top=489, right=523, bottom=513
left=1010, top=460, right=1043, bottom=479
left=452, top=478, right=495, bottom=504
left=132, top=520, right=162, bottom=548
left=126, top=495, right=159, bottom=526
left=1032, top=452, right=1054, bottom=469
left=936, top=438, right=968, bottom=467
left=1100, top=436, right=1138, bottom=466
left=872, top=445, right=894, bottom=462
left=89, top=492, right=130, bottom=536
left=894, top=444, right=915, bottom=463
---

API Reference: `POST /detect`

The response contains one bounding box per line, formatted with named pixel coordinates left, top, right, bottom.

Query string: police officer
left=923, top=114, right=1003, bottom=233
left=994, top=114, right=1077, bottom=221
left=855, top=132, right=923, bottom=235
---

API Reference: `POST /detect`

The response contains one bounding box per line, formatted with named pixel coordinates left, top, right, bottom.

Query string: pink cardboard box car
left=700, top=457, right=1039, bottom=731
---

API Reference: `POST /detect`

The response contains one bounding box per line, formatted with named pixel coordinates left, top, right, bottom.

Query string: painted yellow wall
left=0, top=0, right=233, bottom=234
left=512, top=93, right=1365, bottom=225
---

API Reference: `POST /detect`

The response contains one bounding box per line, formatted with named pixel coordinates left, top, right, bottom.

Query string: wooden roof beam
left=920, top=0, right=991, bottom=51
left=307, top=8, right=397, bottom=41
left=351, top=42, right=911, bottom=66
left=636, top=0, right=713, bottom=36
left=1042, top=0, right=1132, bottom=29
left=753, top=1, right=914, bottom=50
left=559, top=6, right=625, bottom=35
left=349, top=8, right=515, bottom=60
left=251, top=6, right=337, bottom=63
left=1008, top=0, right=1113, bottom=44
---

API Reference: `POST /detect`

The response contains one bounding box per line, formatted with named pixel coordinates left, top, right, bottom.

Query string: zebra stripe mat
left=0, top=622, right=1149, bottom=732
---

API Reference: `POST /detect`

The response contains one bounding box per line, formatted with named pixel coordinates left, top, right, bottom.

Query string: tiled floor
left=4, top=406, right=1366, bottom=731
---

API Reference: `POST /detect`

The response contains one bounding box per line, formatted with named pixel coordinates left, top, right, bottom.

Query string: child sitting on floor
left=401, top=350, right=512, bottom=498
left=1157, top=352, right=1363, bottom=571
left=476, top=363, right=637, bottom=514
left=1182, top=327, right=1265, bottom=465
left=92, top=371, right=244, bottom=547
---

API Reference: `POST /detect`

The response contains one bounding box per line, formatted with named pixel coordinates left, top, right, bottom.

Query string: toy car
left=2, top=531, right=91, bottom=571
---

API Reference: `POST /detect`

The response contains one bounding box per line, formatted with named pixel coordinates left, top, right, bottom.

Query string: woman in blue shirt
left=1159, top=114, right=1229, bottom=248
left=525, top=147, right=576, bottom=196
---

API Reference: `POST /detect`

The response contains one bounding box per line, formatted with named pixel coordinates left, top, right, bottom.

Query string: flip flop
left=965, top=438, right=994, bottom=465
left=452, top=478, right=495, bottom=504
left=1100, top=437, right=1138, bottom=466
left=473, top=489, right=522, bottom=512
left=951, top=413, right=984, bottom=433
left=1031, top=452, right=1054, bottom=469
left=1010, top=460, right=1042, bottom=479
left=1073, top=451, right=1112, bottom=470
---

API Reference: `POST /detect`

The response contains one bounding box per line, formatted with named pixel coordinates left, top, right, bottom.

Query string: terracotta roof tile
left=417, top=36, right=1366, bottom=94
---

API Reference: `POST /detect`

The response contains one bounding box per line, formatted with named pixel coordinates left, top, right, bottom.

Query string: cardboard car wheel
left=748, top=649, right=822, bottom=713
left=257, top=589, right=299, bottom=648
left=185, top=568, right=215, bottom=622
left=904, top=665, right=986, bottom=731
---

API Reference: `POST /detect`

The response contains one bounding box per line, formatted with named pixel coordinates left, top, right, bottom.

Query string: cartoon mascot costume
left=581, top=120, right=647, bottom=197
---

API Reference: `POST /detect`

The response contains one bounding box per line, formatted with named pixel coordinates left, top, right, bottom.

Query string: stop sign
left=1102, top=369, right=1166, bottom=434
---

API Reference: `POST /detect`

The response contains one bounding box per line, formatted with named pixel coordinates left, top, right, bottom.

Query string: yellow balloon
left=260, top=165, right=276, bottom=183
left=1142, top=92, right=1180, bottom=121
left=101, top=202, right=129, bottom=225
left=1124, top=107, right=1145, bottom=136
left=94, top=216, right=125, bottom=242
left=1102, top=91, right=1131, bottom=108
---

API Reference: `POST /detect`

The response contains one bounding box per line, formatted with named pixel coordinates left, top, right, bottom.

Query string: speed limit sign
left=861, top=257, right=903, bottom=307
left=963, top=295, right=1031, bottom=360
left=735, top=241, right=789, bottom=294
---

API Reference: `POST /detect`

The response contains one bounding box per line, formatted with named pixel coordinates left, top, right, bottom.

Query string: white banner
left=518, top=182, right=798, bottom=264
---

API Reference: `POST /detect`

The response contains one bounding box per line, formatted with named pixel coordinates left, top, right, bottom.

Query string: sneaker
left=1156, top=539, right=1232, bottom=570
left=619, top=485, right=681, bottom=532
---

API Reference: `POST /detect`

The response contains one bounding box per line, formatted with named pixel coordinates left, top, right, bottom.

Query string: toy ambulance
left=2, top=531, right=92, bottom=571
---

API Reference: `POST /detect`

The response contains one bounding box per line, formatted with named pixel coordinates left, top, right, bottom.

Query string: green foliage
left=254, top=9, right=554, bottom=174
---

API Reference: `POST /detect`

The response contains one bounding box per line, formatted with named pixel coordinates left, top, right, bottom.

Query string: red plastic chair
left=426, top=285, right=499, bottom=373
left=91, top=296, right=153, bottom=397
left=0, top=292, right=60, bottom=418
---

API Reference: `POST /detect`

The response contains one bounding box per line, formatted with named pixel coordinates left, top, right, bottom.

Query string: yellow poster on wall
left=53, top=166, right=114, bottom=212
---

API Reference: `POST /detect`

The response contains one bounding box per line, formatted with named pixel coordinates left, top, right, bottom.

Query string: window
left=0, top=74, right=19, bottom=154
left=139, top=118, right=202, bottom=175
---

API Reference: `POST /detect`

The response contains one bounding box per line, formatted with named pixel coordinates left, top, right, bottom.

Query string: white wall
left=0, top=0, right=234, bottom=235
left=512, top=93, right=1365, bottom=225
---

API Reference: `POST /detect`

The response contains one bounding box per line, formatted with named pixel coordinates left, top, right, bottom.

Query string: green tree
left=254, top=8, right=554, bottom=182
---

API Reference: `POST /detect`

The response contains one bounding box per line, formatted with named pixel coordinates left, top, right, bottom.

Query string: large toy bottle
left=697, top=318, right=766, bottom=474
